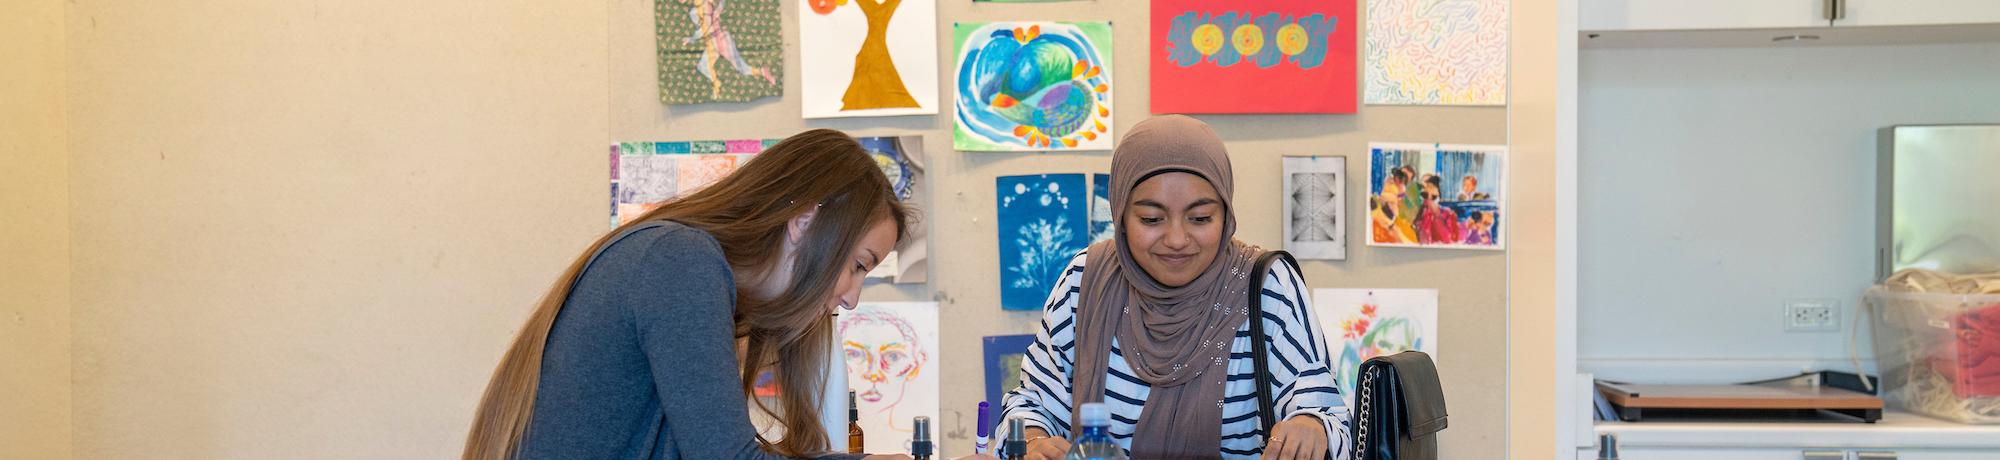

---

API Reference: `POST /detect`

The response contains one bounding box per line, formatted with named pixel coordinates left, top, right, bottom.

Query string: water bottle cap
left=1079, top=402, right=1110, bottom=426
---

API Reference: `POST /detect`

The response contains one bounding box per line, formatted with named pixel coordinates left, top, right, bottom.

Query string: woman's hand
left=1260, top=415, right=1329, bottom=460
left=861, top=455, right=913, bottom=460
left=1021, top=426, right=1072, bottom=460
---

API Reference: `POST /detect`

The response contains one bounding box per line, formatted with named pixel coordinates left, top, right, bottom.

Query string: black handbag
left=1353, top=351, right=1447, bottom=460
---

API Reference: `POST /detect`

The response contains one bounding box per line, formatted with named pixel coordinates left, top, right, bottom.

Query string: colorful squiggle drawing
left=1363, top=0, right=1508, bottom=105
left=1165, top=12, right=1336, bottom=69
left=953, top=22, right=1115, bottom=152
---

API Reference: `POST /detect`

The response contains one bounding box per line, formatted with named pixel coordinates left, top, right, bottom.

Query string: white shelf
left=1581, top=23, right=2000, bottom=49
left=1596, top=411, right=2000, bottom=450
left=1581, top=0, right=1829, bottom=32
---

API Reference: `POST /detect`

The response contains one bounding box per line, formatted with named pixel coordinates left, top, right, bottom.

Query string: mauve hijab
left=1070, top=115, right=1264, bottom=459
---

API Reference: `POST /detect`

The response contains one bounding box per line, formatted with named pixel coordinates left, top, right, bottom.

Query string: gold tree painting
left=800, top=0, right=939, bottom=118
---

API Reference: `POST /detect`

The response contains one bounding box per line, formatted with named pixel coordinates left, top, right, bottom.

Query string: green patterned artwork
left=655, top=0, right=783, bottom=105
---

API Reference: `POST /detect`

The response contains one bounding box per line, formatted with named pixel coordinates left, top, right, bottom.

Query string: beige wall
left=1508, top=0, right=1561, bottom=458
left=42, top=0, right=1559, bottom=457
left=2, top=0, right=73, bottom=458
left=611, top=0, right=1513, bottom=457
left=65, top=0, right=607, bottom=457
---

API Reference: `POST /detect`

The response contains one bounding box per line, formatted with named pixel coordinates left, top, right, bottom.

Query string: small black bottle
left=1002, top=417, right=1028, bottom=460
left=911, top=416, right=933, bottom=460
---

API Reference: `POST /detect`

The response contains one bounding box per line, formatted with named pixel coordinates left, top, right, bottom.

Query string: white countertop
left=1595, top=411, right=2000, bottom=450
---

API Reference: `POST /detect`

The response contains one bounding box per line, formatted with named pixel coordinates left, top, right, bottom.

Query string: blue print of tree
left=1008, top=215, right=1077, bottom=290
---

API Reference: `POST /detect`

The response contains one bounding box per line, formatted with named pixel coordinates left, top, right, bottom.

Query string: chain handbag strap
left=1355, top=366, right=1377, bottom=460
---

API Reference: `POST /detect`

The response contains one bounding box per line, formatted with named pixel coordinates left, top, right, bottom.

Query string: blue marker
left=975, top=402, right=993, bottom=455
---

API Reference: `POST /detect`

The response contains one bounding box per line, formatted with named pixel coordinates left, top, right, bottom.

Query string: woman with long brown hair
left=464, top=129, right=913, bottom=460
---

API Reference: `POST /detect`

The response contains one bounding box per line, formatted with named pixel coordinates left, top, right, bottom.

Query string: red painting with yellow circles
left=1151, top=0, right=1357, bottom=114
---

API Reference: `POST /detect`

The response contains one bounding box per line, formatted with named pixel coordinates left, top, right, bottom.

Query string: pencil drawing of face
left=841, top=309, right=927, bottom=410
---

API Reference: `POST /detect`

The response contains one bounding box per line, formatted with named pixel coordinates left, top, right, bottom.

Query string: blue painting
left=997, top=174, right=1089, bottom=311
left=953, top=22, right=1116, bottom=152
left=983, top=334, right=1037, bottom=410
left=859, top=136, right=918, bottom=202
left=1089, top=173, right=1113, bottom=244
left=855, top=136, right=929, bottom=284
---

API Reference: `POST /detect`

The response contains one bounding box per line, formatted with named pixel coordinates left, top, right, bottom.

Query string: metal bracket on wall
left=1824, top=0, right=1848, bottom=22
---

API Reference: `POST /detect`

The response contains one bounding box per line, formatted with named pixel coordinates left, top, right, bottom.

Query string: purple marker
left=975, top=402, right=993, bottom=455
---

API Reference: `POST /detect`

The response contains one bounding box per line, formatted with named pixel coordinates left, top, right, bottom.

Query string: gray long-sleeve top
left=517, top=221, right=864, bottom=460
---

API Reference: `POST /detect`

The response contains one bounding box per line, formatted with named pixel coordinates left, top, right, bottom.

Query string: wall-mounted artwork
left=839, top=302, right=940, bottom=454
left=800, top=0, right=939, bottom=118
left=859, top=137, right=930, bottom=283
left=1363, top=0, right=1507, bottom=106
left=997, top=174, right=1088, bottom=311
left=982, top=334, right=1037, bottom=409
left=611, top=140, right=770, bottom=225
left=1314, top=288, right=1438, bottom=400
left=1367, top=143, right=1505, bottom=250
left=1151, top=0, right=1357, bottom=113
left=610, top=147, right=621, bottom=227
left=656, top=0, right=783, bottom=105
left=953, top=22, right=1115, bottom=152
left=1283, top=156, right=1347, bottom=260
left=610, top=137, right=930, bottom=283
left=1089, top=173, right=1114, bottom=244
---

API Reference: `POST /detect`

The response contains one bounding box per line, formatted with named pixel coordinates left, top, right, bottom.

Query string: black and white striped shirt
left=998, top=251, right=1352, bottom=459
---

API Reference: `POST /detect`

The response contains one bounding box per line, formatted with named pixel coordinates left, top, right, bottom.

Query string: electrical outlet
left=1785, top=299, right=1840, bottom=332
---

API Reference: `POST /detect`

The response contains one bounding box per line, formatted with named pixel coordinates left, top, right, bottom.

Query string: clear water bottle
left=1064, top=403, right=1126, bottom=460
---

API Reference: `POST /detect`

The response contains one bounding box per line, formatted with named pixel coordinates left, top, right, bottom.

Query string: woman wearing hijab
left=996, top=116, right=1351, bottom=460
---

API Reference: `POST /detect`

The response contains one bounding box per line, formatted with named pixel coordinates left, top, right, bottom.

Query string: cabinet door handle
left=1856, top=451, right=1898, bottom=460
left=1802, top=450, right=1845, bottom=460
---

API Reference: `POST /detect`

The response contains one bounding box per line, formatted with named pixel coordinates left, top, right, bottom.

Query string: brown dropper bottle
left=847, top=390, right=864, bottom=454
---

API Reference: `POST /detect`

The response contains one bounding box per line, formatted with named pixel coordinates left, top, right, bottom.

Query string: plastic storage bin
left=1864, top=288, right=2000, bottom=424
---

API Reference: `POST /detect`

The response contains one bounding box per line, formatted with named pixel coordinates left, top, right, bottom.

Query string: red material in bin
left=1943, top=303, right=2000, bottom=397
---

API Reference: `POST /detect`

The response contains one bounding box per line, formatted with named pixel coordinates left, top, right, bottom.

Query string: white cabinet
left=1595, top=411, right=2000, bottom=460
left=1582, top=0, right=1829, bottom=31
left=1842, top=0, right=2000, bottom=27
left=1897, top=451, right=2000, bottom=460
left=1612, top=447, right=1818, bottom=460
left=1582, top=0, right=2000, bottom=32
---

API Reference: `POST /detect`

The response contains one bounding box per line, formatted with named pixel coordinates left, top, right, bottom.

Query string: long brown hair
left=464, top=129, right=910, bottom=459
